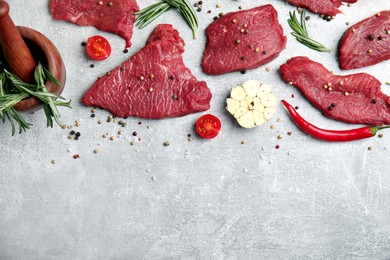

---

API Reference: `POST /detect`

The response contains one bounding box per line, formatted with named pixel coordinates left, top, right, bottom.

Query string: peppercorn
left=368, top=34, right=375, bottom=40
left=75, top=132, right=81, bottom=137
left=240, top=70, right=246, bottom=74
left=91, top=114, right=96, bottom=118
left=70, top=130, right=76, bottom=135
left=133, top=132, right=137, bottom=136
left=323, top=15, right=332, bottom=21
left=123, top=49, right=128, bottom=53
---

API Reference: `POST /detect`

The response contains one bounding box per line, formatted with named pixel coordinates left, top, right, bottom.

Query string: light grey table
left=1, top=0, right=390, bottom=259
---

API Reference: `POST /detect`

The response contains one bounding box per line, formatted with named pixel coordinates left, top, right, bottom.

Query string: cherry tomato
left=86, top=35, right=111, bottom=61
left=196, top=114, right=221, bottom=139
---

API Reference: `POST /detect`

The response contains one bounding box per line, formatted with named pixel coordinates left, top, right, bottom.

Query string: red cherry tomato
left=86, top=35, right=111, bottom=61
left=196, top=114, right=221, bottom=139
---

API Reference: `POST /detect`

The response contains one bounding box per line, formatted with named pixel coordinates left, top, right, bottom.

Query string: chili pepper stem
left=370, top=125, right=390, bottom=136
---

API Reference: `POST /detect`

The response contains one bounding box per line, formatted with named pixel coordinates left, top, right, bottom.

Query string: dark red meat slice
left=280, top=56, right=390, bottom=126
left=202, top=4, right=286, bottom=75
left=82, top=24, right=212, bottom=119
left=339, top=10, right=390, bottom=70
left=287, top=0, right=357, bottom=16
left=49, top=0, right=139, bottom=48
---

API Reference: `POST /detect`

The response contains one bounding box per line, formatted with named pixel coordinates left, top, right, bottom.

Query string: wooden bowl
left=12, top=26, right=66, bottom=111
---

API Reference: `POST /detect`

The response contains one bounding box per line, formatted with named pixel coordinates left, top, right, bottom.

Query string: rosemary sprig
left=0, top=63, right=71, bottom=135
left=135, top=0, right=198, bottom=39
left=288, top=10, right=332, bottom=53
left=0, top=74, right=31, bottom=135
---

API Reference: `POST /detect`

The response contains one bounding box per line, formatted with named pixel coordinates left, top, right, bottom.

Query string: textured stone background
left=1, top=0, right=390, bottom=259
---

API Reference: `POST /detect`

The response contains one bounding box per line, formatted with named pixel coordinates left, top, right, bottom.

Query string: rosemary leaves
left=0, top=63, right=71, bottom=135
left=288, top=9, right=332, bottom=53
left=135, top=0, right=199, bottom=39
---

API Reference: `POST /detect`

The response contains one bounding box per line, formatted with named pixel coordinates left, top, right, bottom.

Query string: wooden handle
left=0, top=1, right=36, bottom=82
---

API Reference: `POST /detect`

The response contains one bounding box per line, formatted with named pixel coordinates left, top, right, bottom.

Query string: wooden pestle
left=0, top=0, right=36, bottom=83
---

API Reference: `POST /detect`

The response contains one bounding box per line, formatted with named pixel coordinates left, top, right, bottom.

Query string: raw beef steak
left=287, top=0, right=357, bottom=16
left=280, top=56, right=390, bottom=126
left=202, top=5, right=286, bottom=75
left=339, top=10, right=390, bottom=70
left=50, top=0, right=139, bottom=48
left=82, top=24, right=212, bottom=119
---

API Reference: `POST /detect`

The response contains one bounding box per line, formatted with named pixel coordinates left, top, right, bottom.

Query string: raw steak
left=280, top=56, right=390, bottom=126
left=339, top=10, right=390, bottom=70
left=50, top=0, right=139, bottom=48
left=202, top=5, right=286, bottom=75
left=82, top=24, right=212, bottom=119
left=287, top=0, right=357, bottom=16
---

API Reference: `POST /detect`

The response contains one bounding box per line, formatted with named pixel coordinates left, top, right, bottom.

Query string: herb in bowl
left=0, top=63, right=71, bottom=135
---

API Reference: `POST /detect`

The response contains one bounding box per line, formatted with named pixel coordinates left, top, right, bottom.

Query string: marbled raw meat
left=202, top=5, right=286, bottom=75
left=82, top=24, right=212, bottom=119
left=50, top=0, right=139, bottom=48
left=280, top=56, right=390, bottom=126
left=339, top=10, right=390, bottom=70
left=287, top=0, right=358, bottom=16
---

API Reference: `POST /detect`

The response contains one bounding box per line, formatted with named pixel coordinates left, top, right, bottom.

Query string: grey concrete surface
left=1, top=0, right=390, bottom=259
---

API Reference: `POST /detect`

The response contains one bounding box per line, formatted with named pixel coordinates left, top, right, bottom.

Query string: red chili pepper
left=282, top=100, right=389, bottom=142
